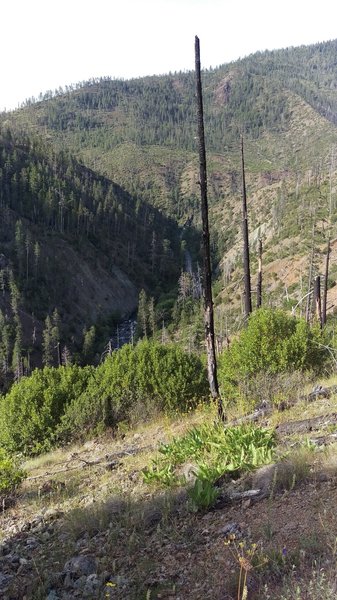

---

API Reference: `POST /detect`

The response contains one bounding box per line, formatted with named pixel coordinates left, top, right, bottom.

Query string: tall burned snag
left=195, top=36, right=224, bottom=421
left=322, top=236, right=330, bottom=326
left=256, top=238, right=262, bottom=308
left=241, top=136, right=252, bottom=319
left=314, top=275, right=322, bottom=328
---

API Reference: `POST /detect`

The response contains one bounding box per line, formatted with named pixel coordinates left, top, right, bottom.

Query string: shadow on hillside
left=1, top=485, right=233, bottom=600
left=4, top=472, right=336, bottom=600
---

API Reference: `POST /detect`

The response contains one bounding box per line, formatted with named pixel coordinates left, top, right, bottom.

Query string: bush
left=0, top=365, right=94, bottom=455
left=0, top=449, right=26, bottom=494
left=57, top=340, right=209, bottom=441
left=218, top=309, right=328, bottom=406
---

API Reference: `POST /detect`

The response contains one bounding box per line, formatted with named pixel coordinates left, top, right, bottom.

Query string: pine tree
left=83, top=325, right=96, bottom=360
left=42, top=315, right=54, bottom=366
left=137, top=289, right=148, bottom=338
left=148, top=297, right=156, bottom=336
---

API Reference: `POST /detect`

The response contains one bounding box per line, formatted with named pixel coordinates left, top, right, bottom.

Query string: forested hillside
left=0, top=127, right=181, bottom=385
left=2, top=38, right=337, bottom=371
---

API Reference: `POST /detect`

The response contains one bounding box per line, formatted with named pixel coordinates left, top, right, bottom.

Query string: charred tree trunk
left=305, top=232, right=315, bottom=323
left=314, top=275, right=322, bottom=328
left=195, top=36, right=225, bottom=422
left=322, top=237, right=330, bottom=326
left=241, top=136, right=252, bottom=320
left=256, top=238, right=262, bottom=308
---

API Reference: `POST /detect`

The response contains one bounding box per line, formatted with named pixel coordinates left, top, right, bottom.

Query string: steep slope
left=0, top=127, right=181, bottom=378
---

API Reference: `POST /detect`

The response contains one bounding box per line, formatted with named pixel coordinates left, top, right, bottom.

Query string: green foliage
left=0, top=448, right=26, bottom=494
left=0, top=365, right=93, bottom=455
left=218, top=309, right=328, bottom=405
left=188, top=478, right=220, bottom=510
left=57, top=340, right=208, bottom=442
left=143, top=423, right=275, bottom=509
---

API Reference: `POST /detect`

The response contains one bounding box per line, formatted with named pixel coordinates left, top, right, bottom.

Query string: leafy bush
left=0, top=449, right=26, bottom=494
left=0, top=365, right=94, bottom=455
left=57, top=340, right=208, bottom=441
left=218, top=309, right=328, bottom=406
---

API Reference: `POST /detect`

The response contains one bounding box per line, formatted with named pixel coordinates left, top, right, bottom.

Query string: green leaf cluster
left=143, top=423, right=275, bottom=509
left=0, top=448, right=26, bottom=494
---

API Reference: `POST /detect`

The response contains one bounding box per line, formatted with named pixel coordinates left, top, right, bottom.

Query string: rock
left=0, top=543, right=11, bottom=556
left=105, top=461, right=120, bottom=471
left=9, top=554, right=20, bottom=565
left=0, top=572, right=13, bottom=588
left=83, top=573, right=100, bottom=596
left=308, top=385, right=331, bottom=402
left=46, top=590, right=60, bottom=600
left=26, top=536, right=38, bottom=547
left=180, top=463, right=198, bottom=484
left=143, top=507, right=163, bottom=531
left=220, top=522, right=242, bottom=538
left=63, top=555, right=97, bottom=578
left=73, top=575, right=87, bottom=589
left=252, top=463, right=278, bottom=493
left=48, top=572, right=64, bottom=588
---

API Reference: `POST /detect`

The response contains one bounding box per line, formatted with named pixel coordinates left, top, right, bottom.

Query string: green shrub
left=0, top=365, right=94, bottom=455
left=57, top=340, right=209, bottom=441
left=0, top=449, right=26, bottom=494
left=218, top=309, right=328, bottom=406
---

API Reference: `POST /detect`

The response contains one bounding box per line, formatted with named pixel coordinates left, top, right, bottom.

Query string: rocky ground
left=1, top=388, right=337, bottom=600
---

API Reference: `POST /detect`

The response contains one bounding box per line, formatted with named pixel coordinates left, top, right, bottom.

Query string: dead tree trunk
left=314, top=275, right=322, bottom=328
left=241, top=136, right=252, bottom=319
left=322, top=237, right=330, bottom=326
left=305, top=229, right=315, bottom=323
left=195, top=36, right=225, bottom=422
left=256, top=238, right=262, bottom=308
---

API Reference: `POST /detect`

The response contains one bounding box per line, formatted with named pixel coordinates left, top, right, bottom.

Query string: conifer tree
left=42, top=315, right=54, bottom=366
left=137, top=289, right=148, bottom=338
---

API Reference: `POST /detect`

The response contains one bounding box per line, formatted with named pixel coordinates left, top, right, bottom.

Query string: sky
left=1, top=0, right=337, bottom=112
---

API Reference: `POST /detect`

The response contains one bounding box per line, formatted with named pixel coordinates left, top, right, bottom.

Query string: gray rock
left=181, top=463, right=198, bottom=484
left=143, top=507, right=162, bottom=531
left=73, top=575, right=87, bottom=589
left=26, top=536, right=38, bottom=547
left=0, top=572, right=13, bottom=587
left=220, top=522, right=242, bottom=538
left=83, top=573, right=100, bottom=596
left=63, top=555, right=97, bottom=578
left=0, top=543, right=10, bottom=556
left=252, top=463, right=278, bottom=493
left=46, top=590, right=60, bottom=600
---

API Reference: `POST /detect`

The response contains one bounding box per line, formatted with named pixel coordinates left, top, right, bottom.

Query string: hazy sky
left=2, top=0, right=337, bottom=111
